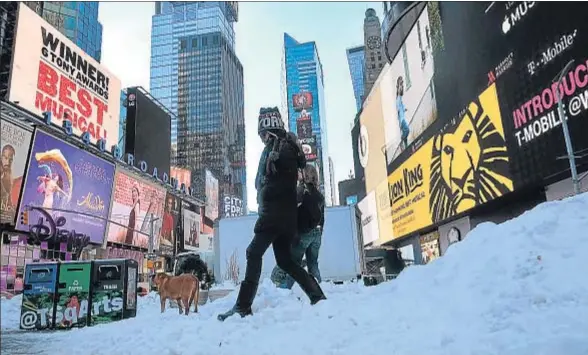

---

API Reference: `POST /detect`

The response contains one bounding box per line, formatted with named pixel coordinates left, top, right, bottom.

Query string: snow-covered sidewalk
left=2, top=192, right=588, bottom=355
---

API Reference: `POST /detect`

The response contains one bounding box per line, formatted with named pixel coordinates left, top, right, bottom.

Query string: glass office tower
left=346, top=45, right=366, bottom=112
left=281, top=33, right=333, bottom=206
left=150, top=2, right=246, bottom=208
left=40, top=2, right=103, bottom=62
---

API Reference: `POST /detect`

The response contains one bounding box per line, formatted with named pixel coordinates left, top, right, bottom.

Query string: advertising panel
left=420, top=230, right=440, bottom=264
left=1, top=120, right=33, bottom=224
left=488, top=2, right=588, bottom=186
left=381, top=3, right=443, bottom=164
left=388, top=83, right=514, bottom=240
left=292, top=92, right=313, bottom=112
left=300, top=135, right=318, bottom=161
left=357, top=191, right=378, bottom=246
left=358, top=85, right=388, bottom=195
left=204, top=169, right=219, bottom=221
left=16, top=129, right=116, bottom=245
left=106, top=169, right=166, bottom=249
left=160, top=193, right=180, bottom=252
left=375, top=178, right=394, bottom=244
left=223, top=195, right=244, bottom=218
left=296, top=110, right=313, bottom=139
left=182, top=203, right=200, bottom=250
left=8, top=5, right=121, bottom=148
left=124, top=87, right=171, bottom=178
left=170, top=166, right=191, bottom=189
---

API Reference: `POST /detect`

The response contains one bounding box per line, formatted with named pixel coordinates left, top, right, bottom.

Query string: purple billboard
left=16, top=129, right=115, bottom=245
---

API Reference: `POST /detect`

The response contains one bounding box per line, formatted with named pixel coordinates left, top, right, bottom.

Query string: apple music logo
left=502, top=1, right=536, bottom=34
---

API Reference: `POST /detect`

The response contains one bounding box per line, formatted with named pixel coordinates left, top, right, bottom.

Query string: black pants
left=235, top=231, right=325, bottom=310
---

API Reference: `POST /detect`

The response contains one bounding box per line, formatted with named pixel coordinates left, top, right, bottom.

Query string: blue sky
left=98, top=1, right=383, bottom=211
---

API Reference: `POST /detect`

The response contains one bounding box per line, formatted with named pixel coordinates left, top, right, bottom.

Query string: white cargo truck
left=213, top=205, right=365, bottom=285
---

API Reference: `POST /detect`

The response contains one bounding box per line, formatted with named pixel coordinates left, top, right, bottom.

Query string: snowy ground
left=2, top=192, right=588, bottom=355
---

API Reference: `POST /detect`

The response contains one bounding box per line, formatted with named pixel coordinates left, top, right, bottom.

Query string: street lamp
left=554, top=59, right=580, bottom=195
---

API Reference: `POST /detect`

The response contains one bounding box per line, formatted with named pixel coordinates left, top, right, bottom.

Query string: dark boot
left=298, top=273, right=327, bottom=305
left=217, top=280, right=258, bottom=322
left=217, top=306, right=253, bottom=321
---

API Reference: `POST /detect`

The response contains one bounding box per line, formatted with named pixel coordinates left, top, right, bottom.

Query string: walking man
left=217, top=107, right=326, bottom=321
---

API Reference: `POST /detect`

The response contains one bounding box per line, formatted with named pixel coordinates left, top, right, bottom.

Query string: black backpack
left=297, top=184, right=324, bottom=234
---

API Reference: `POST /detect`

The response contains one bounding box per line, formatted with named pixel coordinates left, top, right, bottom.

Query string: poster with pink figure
left=16, top=129, right=115, bottom=245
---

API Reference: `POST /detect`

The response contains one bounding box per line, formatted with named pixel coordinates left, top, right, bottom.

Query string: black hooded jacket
left=254, top=131, right=306, bottom=236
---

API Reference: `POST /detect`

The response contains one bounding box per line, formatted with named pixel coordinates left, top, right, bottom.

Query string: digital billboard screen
left=8, top=4, right=121, bottom=148
left=16, top=129, right=116, bottom=245
left=125, top=87, right=172, bottom=178
left=106, top=169, right=166, bottom=249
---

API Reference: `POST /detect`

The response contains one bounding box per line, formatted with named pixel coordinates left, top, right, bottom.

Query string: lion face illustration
left=429, top=87, right=514, bottom=223
left=436, top=112, right=480, bottom=212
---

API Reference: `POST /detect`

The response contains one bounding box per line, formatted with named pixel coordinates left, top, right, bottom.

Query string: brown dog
left=153, top=273, right=200, bottom=315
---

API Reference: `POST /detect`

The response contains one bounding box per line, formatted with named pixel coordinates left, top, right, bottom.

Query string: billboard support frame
left=554, top=59, right=580, bottom=196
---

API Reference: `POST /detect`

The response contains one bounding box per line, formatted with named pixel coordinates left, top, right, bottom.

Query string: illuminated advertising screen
left=300, top=135, right=318, bottom=161
left=387, top=84, right=514, bottom=240
left=182, top=201, right=201, bottom=250
left=160, top=192, right=180, bottom=253
left=16, top=129, right=116, bottom=245
left=204, top=169, right=219, bottom=221
left=106, top=169, right=166, bottom=249
left=296, top=110, right=313, bottom=139
left=1, top=119, right=33, bottom=224
left=292, top=92, right=313, bottom=112
left=8, top=4, right=121, bottom=148
left=381, top=3, right=441, bottom=165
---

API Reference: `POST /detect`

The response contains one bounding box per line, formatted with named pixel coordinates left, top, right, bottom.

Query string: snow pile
left=1, top=294, right=22, bottom=331
left=2, top=193, right=588, bottom=355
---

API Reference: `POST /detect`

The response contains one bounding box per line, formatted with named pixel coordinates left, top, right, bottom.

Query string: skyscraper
left=39, top=2, right=103, bottom=62
left=346, top=45, right=366, bottom=112
left=364, top=8, right=386, bottom=97
left=150, top=2, right=246, bottom=209
left=281, top=33, right=333, bottom=206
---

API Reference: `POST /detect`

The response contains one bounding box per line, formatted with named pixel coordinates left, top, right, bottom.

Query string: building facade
left=346, top=45, right=366, bottom=112
left=363, top=8, right=386, bottom=97
left=150, top=2, right=246, bottom=209
left=40, top=2, right=103, bottom=62
left=281, top=33, right=333, bottom=206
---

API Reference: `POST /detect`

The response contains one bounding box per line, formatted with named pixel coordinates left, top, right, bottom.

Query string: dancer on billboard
left=36, top=164, right=67, bottom=210
left=396, top=76, right=410, bottom=151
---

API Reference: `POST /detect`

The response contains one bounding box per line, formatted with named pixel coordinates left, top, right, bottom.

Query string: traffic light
left=20, top=210, right=29, bottom=226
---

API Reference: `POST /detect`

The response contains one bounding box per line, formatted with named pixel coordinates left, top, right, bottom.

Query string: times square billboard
left=7, top=4, right=121, bottom=149
left=382, top=1, right=588, bottom=194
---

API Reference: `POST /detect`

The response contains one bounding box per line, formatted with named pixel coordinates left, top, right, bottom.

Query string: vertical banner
left=1, top=120, right=33, bottom=224
left=106, top=169, right=166, bottom=249
left=160, top=193, right=180, bottom=254
left=16, top=129, right=115, bottom=245
left=182, top=202, right=201, bottom=251
left=204, top=169, right=219, bottom=221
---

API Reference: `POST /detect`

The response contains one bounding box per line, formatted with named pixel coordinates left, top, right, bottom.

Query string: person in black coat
left=218, top=107, right=327, bottom=321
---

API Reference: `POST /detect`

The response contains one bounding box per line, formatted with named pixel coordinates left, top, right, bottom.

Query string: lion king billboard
left=386, top=83, right=514, bottom=241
